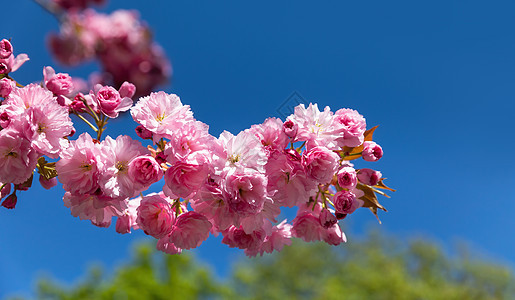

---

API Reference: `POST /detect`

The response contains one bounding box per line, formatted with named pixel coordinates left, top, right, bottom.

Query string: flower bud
left=0, top=78, right=15, bottom=98
left=0, top=39, right=13, bottom=59
left=119, top=81, right=136, bottom=98
left=1, top=193, right=17, bottom=209
left=135, top=125, right=153, bottom=140
left=283, top=119, right=298, bottom=138
left=333, top=190, right=362, bottom=215
left=337, top=166, right=357, bottom=189
left=362, top=141, right=383, bottom=162
left=357, top=168, right=382, bottom=186
left=39, top=176, right=58, bottom=190
left=319, top=209, right=338, bottom=228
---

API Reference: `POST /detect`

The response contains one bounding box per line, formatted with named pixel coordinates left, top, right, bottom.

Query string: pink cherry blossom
left=92, top=85, right=133, bottom=118
left=163, top=162, right=209, bottom=199
left=258, top=220, right=292, bottom=256
left=43, top=66, right=74, bottom=97
left=131, top=91, right=193, bottom=141
left=291, top=211, right=324, bottom=242
left=0, top=128, right=38, bottom=184
left=128, top=155, right=163, bottom=194
left=56, top=133, right=102, bottom=194
left=39, top=176, right=58, bottom=190
left=0, top=78, right=15, bottom=98
left=156, top=236, right=182, bottom=255
left=337, top=166, right=358, bottom=189
left=301, top=146, right=339, bottom=184
left=63, top=191, right=124, bottom=227
left=223, top=172, right=268, bottom=218
left=169, top=212, right=212, bottom=250
left=362, top=141, right=383, bottom=162
left=99, top=135, right=146, bottom=199
left=291, top=103, right=338, bottom=148
left=333, top=190, right=363, bottom=215
left=283, top=118, right=298, bottom=139
left=357, top=168, right=382, bottom=186
left=331, top=108, right=366, bottom=148
left=136, top=193, right=175, bottom=239
left=250, top=117, right=289, bottom=154
left=0, top=39, right=13, bottom=59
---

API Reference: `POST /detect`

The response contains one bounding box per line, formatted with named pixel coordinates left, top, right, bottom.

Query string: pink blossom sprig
left=0, top=38, right=394, bottom=258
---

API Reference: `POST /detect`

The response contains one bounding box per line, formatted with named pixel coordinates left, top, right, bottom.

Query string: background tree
left=15, top=232, right=515, bottom=300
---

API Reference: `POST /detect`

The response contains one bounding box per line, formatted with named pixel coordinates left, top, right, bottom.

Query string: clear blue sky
left=2, top=0, right=515, bottom=297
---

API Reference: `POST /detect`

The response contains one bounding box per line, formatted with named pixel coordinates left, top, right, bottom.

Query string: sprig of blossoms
left=0, top=38, right=394, bottom=257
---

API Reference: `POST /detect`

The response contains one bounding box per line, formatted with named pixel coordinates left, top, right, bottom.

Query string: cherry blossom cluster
left=0, top=38, right=393, bottom=257
left=48, top=4, right=170, bottom=97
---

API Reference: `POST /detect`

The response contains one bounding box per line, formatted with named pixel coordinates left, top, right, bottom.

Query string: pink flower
left=0, top=78, right=15, bottom=98
left=135, top=125, right=153, bottom=140
left=258, top=220, right=292, bottom=255
left=266, top=150, right=317, bottom=208
left=322, top=223, right=346, bottom=245
left=0, top=53, right=29, bottom=74
left=22, top=102, right=74, bottom=158
left=56, top=133, right=102, bottom=194
left=156, top=237, right=182, bottom=255
left=218, top=130, right=267, bottom=175
left=136, top=193, right=175, bottom=239
left=0, top=39, right=13, bottom=59
left=43, top=66, right=74, bottom=97
left=131, top=91, right=193, bottom=141
left=301, top=146, right=339, bottom=183
left=292, top=211, right=323, bottom=242
left=118, top=81, right=136, bottom=98
left=164, top=162, right=209, bottom=199
left=93, top=85, right=133, bottom=118
left=63, top=192, right=124, bottom=227
left=319, top=209, right=338, bottom=228
left=99, top=135, right=146, bottom=199
left=331, top=108, right=366, bottom=148
left=337, top=166, right=357, bottom=189
left=283, top=118, right=298, bottom=139
left=222, top=225, right=266, bottom=253
left=291, top=103, right=337, bottom=148
left=357, top=168, right=382, bottom=186
left=116, top=196, right=141, bottom=234
left=250, top=118, right=289, bottom=154
left=169, top=211, right=212, bottom=250
left=362, top=141, right=383, bottom=162
left=0, top=128, right=38, bottom=184
left=128, top=155, right=163, bottom=194
left=223, top=172, right=268, bottom=217
left=39, top=176, right=58, bottom=190
left=163, top=120, right=213, bottom=164
left=333, top=190, right=362, bottom=215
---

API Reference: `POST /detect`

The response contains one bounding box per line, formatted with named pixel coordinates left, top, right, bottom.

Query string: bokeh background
left=2, top=0, right=515, bottom=298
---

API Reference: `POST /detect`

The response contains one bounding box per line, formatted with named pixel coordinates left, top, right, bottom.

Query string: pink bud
left=337, top=166, right=357, bottom=189
left=39, top=176, right=57, bottom=190
left=319, top=209, right=337, bottom=228
left=135, top=125, right=153, bottom=140
left=46, top=72, right=74, bottom=96
left=333, top=190, right=361, bottom=214
left=362, top=141, right=383, bottom=162
left=0, top=183, right=11, bottom=199
left=169, top=211, right=212, bottom=250
left=357, top=168, right=382, bottom=186
left=119, top=81, right=136, bottom=98
left=1, top=193, right=17, bottom=209
left=0, top=78, right=15, bottom=98
left=16, top=174, right=33, bottom=191
left=283, top=119, right=298, bottom=138
left=0, top=39, right=13, bottom=59
left=115, top=215, right=131, bottom=234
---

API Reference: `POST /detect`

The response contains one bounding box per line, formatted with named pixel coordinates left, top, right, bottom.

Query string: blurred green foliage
left=14, top=232, right=515, bottom=300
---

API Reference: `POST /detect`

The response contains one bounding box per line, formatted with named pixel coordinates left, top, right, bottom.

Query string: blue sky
left=2, top=0, right=515, bottom=297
